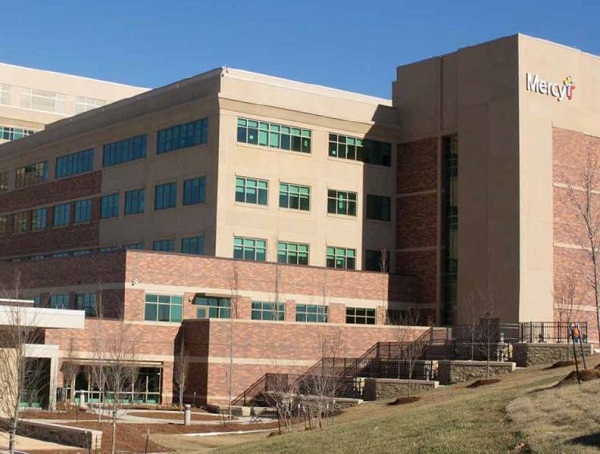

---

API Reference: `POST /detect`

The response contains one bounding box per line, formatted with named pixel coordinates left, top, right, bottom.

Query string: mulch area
left=21, top=409, right=98, bottom=421
left=126, top=410, right=223, bottom=421
left=545, top=360, right=576, bottom=370
left=558, top=368, right=600, bottom=386
left=467, top=378, right=501, bottom=388
left=388, top=396, right=421, bottom=406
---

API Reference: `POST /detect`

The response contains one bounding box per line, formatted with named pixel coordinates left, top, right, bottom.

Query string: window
left=154, top=182, right=177, bottom=210
left=346, top=307, right=376, bottom=324
left=53, top=203, right=70, bottom=227
left=124, top=189, right=145, bottom=215
left=15, top=161, right=48, bottom=188
left=74, top=199, right=92, bottom=223
left=55, top=148, right=94, bottom=178
left=75, top=96, right=106, bottom=113
left=21, top=88, right=66, bottom=114
left=14, top=212, right=28, bottom=233
left=0, top=126, right=36, bottom=141
left=277, top=241, right=309, bottom=265
left=235, top=177, right=268, bottom=205
left=0, top=84, right=10, bottom=105
left=251, top=302, right=285, bottom=321
left=193, top=297, right=231, bottom=319
left=326, top=246, right=356, bottom=270
left=366, top=195, right=391, bottom=222
left=328, top=134, right=392, bottom=167
left=327, top=190, right=357, bottom=216
left=124, top=243, right=143, bottom=250
left=181, top=236, right=204, bottom=255
left=183, top=177, right=206, bottom=205
left=32, top=296, right=41, bottom=307
left=101, top=193, right=119, bottom=219
left=296, top=304, right=327, bottom=323
left=0, top=171, right=8, bottom=191
left=76, top=293, right=98, bottom=317
left=72, top=249, right=91, bottom=256
left=31, top=208, right=47, bottom=232
left=233, top=237, right=266, bottom=261
left=103, top=134, right=147, bottom=167
left=49, top=294, right=69, bottom=309
left=279, top=183, right=310, bottom=211
left=0, top=215, right=7, bottom=235
left=157, top=118, right=209, bottom=154
left=237, top=118, right=311, bottom=153
left=153, top=239, right=174, bottom=252
left=365, top=249, right=390, bottom=271
left=144, top=294, right=183, bottom=322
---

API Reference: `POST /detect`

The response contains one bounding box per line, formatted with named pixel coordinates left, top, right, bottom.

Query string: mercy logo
left=526, top=73, right=575, bottom=102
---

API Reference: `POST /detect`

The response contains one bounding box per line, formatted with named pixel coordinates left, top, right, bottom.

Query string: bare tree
left=225, top=261, right=239, bottom=423
left=566, top=147, right=600, bottom=345
left=394, top=310, right=427, bottom=397
left=0, top=304, right=45, bottom=454
left=555, top=272, right=587, bottom=353
left=60, top=337, right=80, bottom=411
left=173, top=331, right=189, bottom=410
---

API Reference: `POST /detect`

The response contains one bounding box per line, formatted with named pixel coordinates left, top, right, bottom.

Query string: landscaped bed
left=126, top=410, right=224, bottom=421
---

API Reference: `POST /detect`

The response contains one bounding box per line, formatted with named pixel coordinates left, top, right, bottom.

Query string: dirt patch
left=127, top=410, right=223, bottom=421
left=467, top=379, right=501, bottom=388
left=558, top=368, right=600, bottom=386
left=545, top=360, right=575, bottom=370
left=21, top=409, right=98, bottom=421
left=388, top=396, right=421, bottom=406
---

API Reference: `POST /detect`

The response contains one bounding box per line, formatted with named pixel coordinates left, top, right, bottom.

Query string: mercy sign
left=526, top=73, right=575, bottom=102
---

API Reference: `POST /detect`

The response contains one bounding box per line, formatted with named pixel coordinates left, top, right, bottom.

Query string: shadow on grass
left=570, top=432, right=600, bottom=447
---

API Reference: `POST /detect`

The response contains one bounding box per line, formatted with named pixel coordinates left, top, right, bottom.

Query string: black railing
left=519, top=321, right=588, bottom=344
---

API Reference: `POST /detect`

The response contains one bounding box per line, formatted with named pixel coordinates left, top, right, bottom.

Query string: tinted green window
left=181, top=236, right=204, bottom=255
left=144, top=294, right=183, bottom=322
left=183, top=177, right=206, bottom=205
left=153, top=239, right=174, bottom=252
left=327, top=190, right=357, bottom=216
left=194, top=297, right=231, bottom=319
left=237, top=117, right=311, bottom=154
left=277, top=241, right=309, bottom=265
left=296, top=304, right=327, bottom=323
left=329, top=133, right=391, bottom=167
left=235, top=177, right=268, bottom=205
left=326, top=246, right=356, bottom=270
left=233, top=236, right=266, bottom=261
left=251, top=302, right=285, bottom=321
left=157, top=118, right=208, bottom=154
left=279, top=183, right=310, bottom=211
left=366, top=194, right=391, bottom=221
left=346, top=307, right=376, bottom=324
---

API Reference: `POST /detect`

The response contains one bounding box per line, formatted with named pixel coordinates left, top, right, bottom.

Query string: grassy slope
left=213, top=356, right=600, bottom=454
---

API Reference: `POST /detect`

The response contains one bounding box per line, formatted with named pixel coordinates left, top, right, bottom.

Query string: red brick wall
left=553, top=127, right=600, bottom=343
left=396, top=138, right=439, bottom=312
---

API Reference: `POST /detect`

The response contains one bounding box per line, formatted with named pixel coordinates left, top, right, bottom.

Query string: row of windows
left=157, top=119, right=209, bottom=154
left=234, top=176, right=390, bottom=221
left=237, top=117, right=392, bottom=167
left=2, top=199, right=93, bottom=235
left=55, top=148, right=94, bottom=179
left=0, top=125, right=36, bottom=141
left=143, top=293, right=377, bottom=324
left=100, top=177, right=206, bottom=218
left=32, top=293, right=98, bottom=317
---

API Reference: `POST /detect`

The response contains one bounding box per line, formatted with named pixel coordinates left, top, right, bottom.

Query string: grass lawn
left=209, top=355, right=600, bottom=454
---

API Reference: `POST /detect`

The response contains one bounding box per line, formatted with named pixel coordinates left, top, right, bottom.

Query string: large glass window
left=365, top=249, right=390, bottom=272
left=194, top=297, right=231, bottom=319
left=235, top=177, right=268, bottom=205
left=327, top=190, right=357, bottom=216
left=153, top=239, right=174, bottom=252
left=49, top=294, right=69, bottom=309
left=296, top=304, right=327, bottom=323
left=124, top=189, right=145, bottom=215
left=76, top=293, right=98, bottom=317
left=183, top=177, right=206, bottom=205
left=237, top=118, right=311, bottom=153
left=101, top=193, right=119, bottom=219
left=181, top=236, right=204, bottom=255
left=326, top=246, right=356, bottom=270
left=346, top=307, right=376, bottom=324
left=15, top=161, right=48, bottom=188
left=144, top=294, right=183, bottom=322
left=233, top=236, right=266, bottom=261
left=154, top=182, right=177, bottom=210
left=31, top=208, right=47, bottom=232
left=103, top=134, right=147, bottom=167
left=21, top=88, right=66, bottom=114
left=74, top=199, right=92, bottom=223
left=277, top=241, right=309, bottom=266
left=0, top=126, right=36, bottom=141
left=53, top=203, right=70, bottom=227
left=366, top=194, right=391, bottom=222
left=279, top=183, right=310, bottom=211
left=14, top=212, right=28, bottom=233
left=75, top=96, right=106, bottom=113
left=328, top=134, right=391, bottom=167
left=157, top=118, right=209, bottom=154
left=0, top=84, right=11, bottom=105
left=251, top=302, right=285, bottom=321
left=55, top=148, right=94, bottom=178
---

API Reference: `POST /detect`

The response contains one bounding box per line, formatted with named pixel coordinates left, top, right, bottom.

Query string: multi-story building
left=0, top=33, right=599, bottom=405
left=0, top=62, right=146, bottom=145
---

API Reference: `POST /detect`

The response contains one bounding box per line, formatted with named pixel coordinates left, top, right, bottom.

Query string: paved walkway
left=0, top=431, right=79, bottom=452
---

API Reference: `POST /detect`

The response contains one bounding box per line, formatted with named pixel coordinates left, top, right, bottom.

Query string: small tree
left=60, top=336, right=81, bottom=411
left=173, top=332, right=189, bottom=410
left=555, top=272, right=586, bottom=353
left=394, top=310, right=427, bottom=397
left=0, top=305, right=45, bottom=454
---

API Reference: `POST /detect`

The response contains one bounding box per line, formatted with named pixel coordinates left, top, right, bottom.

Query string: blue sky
left=1, top=0, right=599, bottom=98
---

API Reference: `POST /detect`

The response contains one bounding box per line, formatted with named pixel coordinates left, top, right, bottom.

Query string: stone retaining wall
left=437, top=360, right=516, bottom=384
left=18, top=420, right=102, bottom=450
left=512, top=343, right=593, bottom=367
left=362, top=378, right=438, bottom=401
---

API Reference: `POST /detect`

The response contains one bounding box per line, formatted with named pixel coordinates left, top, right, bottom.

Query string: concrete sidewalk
left=0, top=431, right=79, bottom=452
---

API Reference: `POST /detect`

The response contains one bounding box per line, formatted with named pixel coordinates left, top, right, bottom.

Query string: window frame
left=326, top=246, right=356, bottom=270
left=296, top=304, right=328, bottom=323
left=251, top=301, right=285, bottom=321
left=233, top=236, right=267, bottom=262
left=144, top=294, right=183, bottom=323
left=327, top=190, right=357, bottom=216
